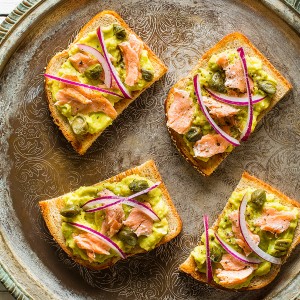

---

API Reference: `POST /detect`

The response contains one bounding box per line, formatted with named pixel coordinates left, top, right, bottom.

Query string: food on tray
left=39, top=160, right=182, bottom=270
left=44, top=10, right=167, bottom=154
left=180, top=172, right=300, bottom=290
left=165, top=32, right=292, bottom=175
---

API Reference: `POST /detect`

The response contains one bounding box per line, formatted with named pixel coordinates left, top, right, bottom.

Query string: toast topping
left=60, top=175, right=169, bottom=263
left=188, top=187, right=298, bottom=289
left=202, top=96, right=239, bottom=118
left=123, top=202, right=154, bottom=237
left=119, top=34, right=143, bottom=86
left=253, top=207, right=296, bottom=234
left=167, top=89, right=195, bottom=134
left=73, top=232, right=111, bottom=261
left=69, top=52, right=98, bottom=73
left=99, top=189, right=125, bottom=237
left=193, top=134, right=231, bottom=158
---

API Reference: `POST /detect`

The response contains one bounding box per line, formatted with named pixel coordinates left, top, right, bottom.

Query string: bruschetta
left=39, top=160, right=182, bottom=270
left=165, top=32, right=292, bottom=175
left=45, top=11, right=167, bottom=154
left=180, top=172, right=300, bottom=290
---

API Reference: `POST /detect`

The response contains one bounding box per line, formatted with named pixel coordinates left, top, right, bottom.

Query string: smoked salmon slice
left=99, top=189, right=125, bottom=237
left=119, top=34, right=143, bottom=86
left=253, top=207, right=296, bottom=234
left=69, top=52, right=98, bottom=73
left=123, top=202, right=153, bottom=237
left=73, top=232, right=111, bottom=261
left=167, top=89, right=195, bottom=134
left=193, top=134, right=231, bottom=158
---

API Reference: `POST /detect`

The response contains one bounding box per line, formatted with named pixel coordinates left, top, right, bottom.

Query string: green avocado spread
left=179, top=49, right=277, bottom=162
left=191, top=188, right=298, bottom=289
left=60, top=175, right=168, bottom=264
left=48, top=23, right=154, bottom=136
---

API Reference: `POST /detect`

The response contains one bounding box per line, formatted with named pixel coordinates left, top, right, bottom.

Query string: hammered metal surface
left=0, top=0, right=300, bottom=299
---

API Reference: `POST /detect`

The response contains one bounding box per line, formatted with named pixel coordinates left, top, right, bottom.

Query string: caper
left=129, top=179, right=149, bottom=193
left=84, top=64, right=103, bottom=80
left=185, top=126, right=202, bottom=142
left=71, top=115, right=89, bottom=135
left=250, top=189, right=266, bottom=207
left=141, top=69, right=154, bottom=82
left=118, top=228, right=138, bottom=246
left=274, top=239, right=292, bottom=251
left=210, top=245, right=223, bottom=262
left=269, top=248, right=286, bottom=257
left=60, top=204, right=81, bottom=217
left=113, top=24, right=127, bottom=40
left=208, top=72, right=226, bottom=93
left=258, top=80, right=276, bottom=95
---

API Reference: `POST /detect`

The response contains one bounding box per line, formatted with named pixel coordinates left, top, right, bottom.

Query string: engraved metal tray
left=0, top=0, right=300, bottom=299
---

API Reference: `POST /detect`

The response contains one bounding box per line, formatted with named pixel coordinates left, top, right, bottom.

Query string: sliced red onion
left=82, top=182, right=161, bottom=221
left=44, top=74, right=122, bottom=98
left=237, top=47, right=253, bottom=141
left=193, top=74, right=240, bottom=146
left=126, top=181, right=161, bottom=200
left=239, top=194, right=281, bottom=265
left=77, top=44, right=112, bottom=88
left=81, top=195, right=122, bottom=209
left=215, top=232, right=261, bottom=264
left=97, top=27, right=132, bottom=99
left=204, top=87, right=266, bottom=106
left=122, top=199, right=160, bottom=221
left=203, top=214, right=213, bottom=283
left=67, top=222, right=126, bottom=259
left=84, top=199, right=123, bottom=213
left=82, top=182, right=161, bottom=209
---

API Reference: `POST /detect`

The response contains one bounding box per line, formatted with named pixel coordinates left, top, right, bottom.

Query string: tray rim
left=0, top=0, right=300, bottom=299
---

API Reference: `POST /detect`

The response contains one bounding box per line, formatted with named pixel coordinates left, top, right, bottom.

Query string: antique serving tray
left=0, top=0, right=300, bottom=299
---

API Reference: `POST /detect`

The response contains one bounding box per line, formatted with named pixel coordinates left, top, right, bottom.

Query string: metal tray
left=0, top=0, right=300, bottom=299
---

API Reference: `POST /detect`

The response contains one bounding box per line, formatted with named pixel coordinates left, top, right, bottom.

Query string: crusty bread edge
left=165, top=32, right=292, bottom=176
left=39, top=160, right=182, bottom=270
left=179, top=171, right=300, bottom=290
left=45, top=10, right=168, bottom=155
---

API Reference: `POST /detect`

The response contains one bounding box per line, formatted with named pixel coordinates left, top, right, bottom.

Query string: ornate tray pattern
left=0, top=0, right=300, bottom=299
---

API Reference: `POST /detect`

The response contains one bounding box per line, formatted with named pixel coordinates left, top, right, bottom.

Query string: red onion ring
left=203, top=214, right=213, bottom=283
left=215, top=232, right=261, bottom=264
left=67, top=222, right=126, bottom=259
left=77, top=44, right=112, bottom=88
left=204, top=87, right=266, bottom=106
left=237, top=47, right=253, bottom=141
left=97, top=27, right=132, bottom=99
left=193, top=74, right=240, bottom=146
left=239, top=194, right=281, bottom=265
left=44, top=74, right=122, bottom=98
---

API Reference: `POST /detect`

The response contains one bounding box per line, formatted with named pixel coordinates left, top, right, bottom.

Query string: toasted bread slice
left=179, top=172, right=300, bottom=290
left=39, top=160, right=182, bottom=270
left=45, top=10, right=167, bottom=155
left=165, top=32, right=292, bottom=176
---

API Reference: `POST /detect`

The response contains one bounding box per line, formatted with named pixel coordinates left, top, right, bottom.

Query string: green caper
left=208, top=72, right=226, bottom=93
left=118, top=228, right=138, bottom=246
left=258, top=80, right=276, bottom=95
left=269, top=248, right=286, bottom=257
left=129, top=179, right=149, bottom=193
left=84, top=64, right=103, bottom=80
left=274, top=239, right=292, bottom=251
left=113, top=24, right=127, bottom=40
left=250, top=189, right=266, bottom=207
left=185, top=126, right=202, bottom=142
left=60, top=204, right=81, bottom=217
left=210, top=245, right=223, bottom=262
left=141, top=69, right=154, bottom=82
left=71, top=115, right=89, bottom=135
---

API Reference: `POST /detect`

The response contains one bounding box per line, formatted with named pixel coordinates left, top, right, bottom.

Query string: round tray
left=0, top=0, right=300, bottom=299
